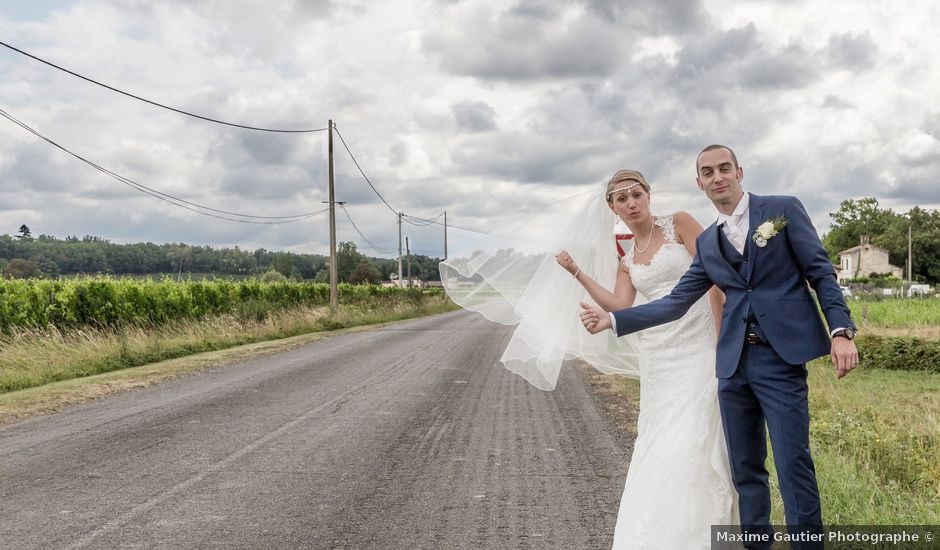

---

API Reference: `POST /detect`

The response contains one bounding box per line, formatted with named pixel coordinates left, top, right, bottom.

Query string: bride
left=440, top=169, right=739, bottom=549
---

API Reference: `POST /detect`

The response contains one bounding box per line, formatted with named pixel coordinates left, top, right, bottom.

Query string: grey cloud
left=452, top=100, right=498, bottom=132
left=585, top=0, right=709, bottom=34
left=825, top=32, right=877, bottom=71
left=822, top=95, right=855, bottom=110
left=507, top=1, right=558, bottom=20
left=739, top=43, right=818, bottom=89
left=665, top=23, right=822, bottom=112
left=217, top=165, right=315, bottom=199
left=922, top=113, right=940, bottom=141
left=423, top=5, right=627, bottom=80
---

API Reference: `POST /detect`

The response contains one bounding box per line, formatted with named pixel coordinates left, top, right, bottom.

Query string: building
left=836, top=235, right=903, bottom=283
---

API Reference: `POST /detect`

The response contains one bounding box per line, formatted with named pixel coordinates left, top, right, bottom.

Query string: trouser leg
left=748, top=343, right=822, bottom=550
left=718, top=344, right=772, bottom=550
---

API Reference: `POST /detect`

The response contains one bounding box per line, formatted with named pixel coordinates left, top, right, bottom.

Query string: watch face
left=846, top=328, right=856, bottom=339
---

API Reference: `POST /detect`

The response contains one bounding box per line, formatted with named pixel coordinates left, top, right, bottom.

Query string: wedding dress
left=612, top=214, right=738, bottom=549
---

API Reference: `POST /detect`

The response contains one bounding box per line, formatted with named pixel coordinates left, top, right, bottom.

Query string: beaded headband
left=606, top=181, right=643, bottom=199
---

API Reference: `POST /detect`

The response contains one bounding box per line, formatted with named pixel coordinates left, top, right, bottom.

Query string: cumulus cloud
left=451, top=100, right=498, bottom=132
left=422, top=3, right=628, bottom=80
left=825, top=31, right=878, bottom=71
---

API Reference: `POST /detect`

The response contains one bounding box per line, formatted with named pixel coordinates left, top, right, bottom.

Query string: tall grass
left=768, top=362, right=940, bottom=524
left=848, top=298, right=940, bottom=329
left=0, top=295, right=458, bottom=394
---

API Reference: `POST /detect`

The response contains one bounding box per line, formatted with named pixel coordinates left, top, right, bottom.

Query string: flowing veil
left=439, top=190, right=643, bottom=390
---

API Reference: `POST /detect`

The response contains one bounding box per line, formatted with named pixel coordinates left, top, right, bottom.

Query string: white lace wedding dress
left=612, top=215, right=739, bottom=549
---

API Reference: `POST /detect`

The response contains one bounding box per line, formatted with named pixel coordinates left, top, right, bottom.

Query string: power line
left=0, top=40, right=328, bottom=134
left=0, top=107, right=327, bottom=224
left=402, top=212, right=445, bottom=226
left=339, top=204, right=398, bottom=254
left=332, top=126, right=399, bottom=215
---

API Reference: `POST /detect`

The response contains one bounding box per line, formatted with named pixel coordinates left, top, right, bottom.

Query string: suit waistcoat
left=718, top=224, right=767, bottom=343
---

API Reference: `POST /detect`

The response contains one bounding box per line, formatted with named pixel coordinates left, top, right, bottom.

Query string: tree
left=337, top=241, right=364, bottom=282
left=822, top=198, right=898, bottom=262
left=349, top=261, right=382, bottom=284
left=260, top=269, right=288, bottom=283
left=16, top=225, right=32, bottom=240
left=823, top=198, right=940, bottom=284
left=3, top=258, right=40, bottom=278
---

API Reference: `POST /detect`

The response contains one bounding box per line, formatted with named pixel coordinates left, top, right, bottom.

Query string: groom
left=580, top=145, right=858, bottom=549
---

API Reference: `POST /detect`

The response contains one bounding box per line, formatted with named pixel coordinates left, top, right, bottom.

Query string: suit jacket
left=612, top=193, right=855, bottom=378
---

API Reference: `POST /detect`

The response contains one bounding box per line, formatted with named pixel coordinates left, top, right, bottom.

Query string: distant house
left=836, top=235, right=903, bottom=283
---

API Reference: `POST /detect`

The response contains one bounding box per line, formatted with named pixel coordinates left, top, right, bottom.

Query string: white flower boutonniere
left=752, top=216, right=789, bottom=247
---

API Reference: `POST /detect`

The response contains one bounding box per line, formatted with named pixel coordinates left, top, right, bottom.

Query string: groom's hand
left=579, top=302, right=611, bottom=334
left=831, top=337, right=859, bottom=379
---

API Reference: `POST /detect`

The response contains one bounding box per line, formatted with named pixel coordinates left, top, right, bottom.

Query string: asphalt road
left=0, top=310, right=630, bottom=550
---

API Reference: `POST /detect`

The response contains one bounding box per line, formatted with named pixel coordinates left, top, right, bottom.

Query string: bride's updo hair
left=606, top=169, right=650, bottom=204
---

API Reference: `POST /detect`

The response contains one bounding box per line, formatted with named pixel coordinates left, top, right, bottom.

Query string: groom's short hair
left=696, top=144, right=739, bottom=173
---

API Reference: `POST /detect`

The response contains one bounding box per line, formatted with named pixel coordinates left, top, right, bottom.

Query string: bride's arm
left=556, top=252, right=636, bottom=311
left=673, top=211, right=725, bottom=335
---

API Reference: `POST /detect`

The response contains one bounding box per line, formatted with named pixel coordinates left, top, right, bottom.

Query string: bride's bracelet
left=572, top=267, right=581, bottom=278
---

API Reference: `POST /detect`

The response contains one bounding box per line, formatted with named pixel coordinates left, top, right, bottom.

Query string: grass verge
left=0, top=297, right=458, bottom=423
left=593, top=362, right=939, bottom=524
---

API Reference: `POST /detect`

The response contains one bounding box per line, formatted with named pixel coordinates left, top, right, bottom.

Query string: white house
left=836, top=236, right=903, bottom=283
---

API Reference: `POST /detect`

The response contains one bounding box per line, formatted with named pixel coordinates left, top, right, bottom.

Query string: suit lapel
left=745, top=193, right=763, bottom=281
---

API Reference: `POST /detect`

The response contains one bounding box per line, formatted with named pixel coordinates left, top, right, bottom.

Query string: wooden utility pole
left=328, top=120, right=338, bottom=312
left=443, top=211, right=447, bottom=261
left=398, top=212, right=403, bottom=287
left=908, top=224, right=913, bottom=282
left=406, top=236, right=412, bottom=287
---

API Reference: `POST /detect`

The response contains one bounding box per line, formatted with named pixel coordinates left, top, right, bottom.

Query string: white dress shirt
left=717, top=192, right=750, bottom=255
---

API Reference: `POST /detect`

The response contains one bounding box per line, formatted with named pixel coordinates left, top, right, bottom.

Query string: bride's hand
left=555, top=250, right=579, bottom=276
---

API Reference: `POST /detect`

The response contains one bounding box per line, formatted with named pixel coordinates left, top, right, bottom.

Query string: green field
left=0, top=277, right=455, bottom=393
left=0, top=277, right=434, bottom=331
left=848, top=298, right=940, bottom=329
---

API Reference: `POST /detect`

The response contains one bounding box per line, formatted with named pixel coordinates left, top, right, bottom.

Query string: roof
left=837, top=243, right=889, bottom=255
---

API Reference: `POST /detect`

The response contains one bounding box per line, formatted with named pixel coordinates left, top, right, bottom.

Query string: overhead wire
left=0, top=40, right=327, bottom=134
left=332, top=126, right=399, bottom=216
left=338, top=204, right=398, bottom=254
left=0, top=107, right=327, bottom=224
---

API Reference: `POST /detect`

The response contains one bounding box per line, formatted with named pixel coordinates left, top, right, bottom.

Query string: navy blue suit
left=612, top=194, right=854, bottom=549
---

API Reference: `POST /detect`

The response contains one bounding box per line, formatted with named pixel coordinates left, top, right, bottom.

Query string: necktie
left=725, top=214, right=746, bottom=255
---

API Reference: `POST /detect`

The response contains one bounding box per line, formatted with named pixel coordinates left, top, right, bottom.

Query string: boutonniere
left=752, top=216, right=789, bottom=247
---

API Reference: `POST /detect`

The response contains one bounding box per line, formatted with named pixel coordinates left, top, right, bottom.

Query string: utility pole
left=328, top=120, right=338, bottom=312
left=443, top=211, right=447, bottom=261
left=908, top=223, right=913, bottom=282
left=398, top=212, right=403, bottom=287
left=406, top=236, right=412, bottom=287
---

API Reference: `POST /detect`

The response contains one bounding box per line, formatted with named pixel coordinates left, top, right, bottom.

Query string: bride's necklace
left=633, top=225, right=655, bottom=254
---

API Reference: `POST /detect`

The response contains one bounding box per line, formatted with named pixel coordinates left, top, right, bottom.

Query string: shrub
left=856, top=335, right=940, bottom=374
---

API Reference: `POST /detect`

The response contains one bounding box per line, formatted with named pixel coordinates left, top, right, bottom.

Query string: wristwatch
left=832, top=328, right=857, bottom=340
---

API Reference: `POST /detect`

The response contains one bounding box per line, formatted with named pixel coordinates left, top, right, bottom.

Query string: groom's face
left=696, top=148, right=744, bottom=208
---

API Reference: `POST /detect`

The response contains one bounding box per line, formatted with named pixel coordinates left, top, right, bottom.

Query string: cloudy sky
left=1, top=0, right=938, bottom=259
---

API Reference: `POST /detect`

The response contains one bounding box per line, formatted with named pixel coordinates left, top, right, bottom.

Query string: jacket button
left=746, top=287, right=753, bottom=292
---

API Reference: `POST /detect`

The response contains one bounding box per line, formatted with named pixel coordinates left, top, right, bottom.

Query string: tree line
left=822, top=198, right=940, bottom=284
left=0, top=227, right=442, bottom=283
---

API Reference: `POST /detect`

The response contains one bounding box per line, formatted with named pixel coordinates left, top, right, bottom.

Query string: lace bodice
left=624, top=215, right=690, bottom=301
left=623, top=214, right=716, bottom=350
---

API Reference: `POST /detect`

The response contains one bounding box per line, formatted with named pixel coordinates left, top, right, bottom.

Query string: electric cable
left=0, top=107, right=326, bottom=224
left=332, top=126, right=399, bottom=215
left=0, top=40, right=327, bottom=133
